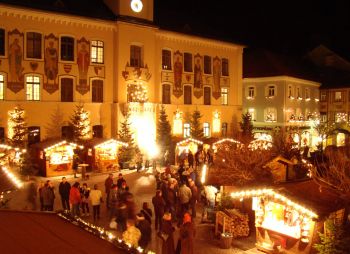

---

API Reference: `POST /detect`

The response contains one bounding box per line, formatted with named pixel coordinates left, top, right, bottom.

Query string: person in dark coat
left=117, top=173, right=126, bottom=189
left=187, top=151, right=194, bottom=169
left=141, top=202, right=153, bottom=224
left=59, top=177, right=71, bottom=211
left=136, top=213, right=152, bottom=250
left=166, top=182, right=177, bottom=222
left=160, top=212, right=175, bottom=254
left=179, top=213, right=196, bottom=254
left=38, top=181, right=45, bottom=211
left=189, top=180, right=198, bottom=218
left=152, top=190, right=166, bottom=231
left=116, top=202, right=128, bottom=232
left=42, top=180, right=55, bottom=211
left=104, top=174, right=114, bottom=209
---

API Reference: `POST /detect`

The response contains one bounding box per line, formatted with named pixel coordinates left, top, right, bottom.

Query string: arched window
left=162, top=84, right=171, bottom=104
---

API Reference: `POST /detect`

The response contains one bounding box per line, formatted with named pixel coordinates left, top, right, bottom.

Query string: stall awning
left=176, top=137, right=204, bottom=146
left=94, top=139, right=128, bottom=149
left=31, top=139, right=83, bottom=152
left=212, top=138, right=241, bottom=148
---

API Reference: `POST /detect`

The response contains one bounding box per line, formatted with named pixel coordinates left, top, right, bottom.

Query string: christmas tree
left=45, top=105, right=64, bottom=140
left=69, top=104, right=91, bottom=141
left=239, top=112, right=254, bottom=144
left=190, top=109, right=203, bottom=139
left=156, top=105, right=172, bottom=162
left=8, top=105, right=27, bottom=148
left=118, top=110, right=138, bottom=165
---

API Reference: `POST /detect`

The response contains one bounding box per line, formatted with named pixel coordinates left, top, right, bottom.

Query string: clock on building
left=130, top=0, right=143, bottom=13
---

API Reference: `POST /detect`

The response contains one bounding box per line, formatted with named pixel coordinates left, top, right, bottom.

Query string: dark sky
left=155, top=0, right=350, bottom=58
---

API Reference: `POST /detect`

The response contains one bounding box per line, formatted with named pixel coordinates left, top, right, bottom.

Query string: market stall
left=212, top=138, right=242, bottom=153
left=85, top=139, right=128, bottom=172
left=175, top=138, right=204, bottom=165
left=32, top=140, right=83, bottom=177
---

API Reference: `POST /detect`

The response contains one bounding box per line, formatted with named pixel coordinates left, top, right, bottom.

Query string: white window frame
left=335, top=91, right=342, bottom=102
left=26, top=74, right=41, bottom=101
left=288, top=85, right=294, bottom=99
left=183, top=123, right=191, bottom=138
left=248, top=86, right=255, bottom=98
left=25, top=30, right=43, bottom=60
left=91, top=40, right=104, bottom=64
left=221, top=87, right=228, bottom=105
left=0, top=73, right=4, bottom=100
left=320, top=91, right=327, bottom=102
left=203, top=122, right=210, bottom=137
left=248, top=108, right=255, bottom=121
left=266, top=85, right=276, bottom=98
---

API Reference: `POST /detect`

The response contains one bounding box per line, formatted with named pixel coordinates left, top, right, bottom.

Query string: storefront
left=175, top=138, right=204, bottom=165
left=86, top=139, right=128, bottom=172
left=33, top=140, right=83, bottom=177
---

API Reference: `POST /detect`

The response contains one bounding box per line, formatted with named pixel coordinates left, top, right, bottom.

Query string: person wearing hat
left=178, top=213, right=195, bottom=254
left=160, top=212, right=175, bottom=254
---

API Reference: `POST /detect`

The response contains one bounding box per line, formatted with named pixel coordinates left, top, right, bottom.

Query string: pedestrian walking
left=117, top=173, right=126, bottom=189
left=105, top=173, right=114, bottom=209
left=80, top=183, right=90, bottom=216
left=160, top=212, right=175, bottom=254
left=38, top=181, right=45, bottom=211
left=42, top=180, right=55, bottom=211
left=187, top=151, right=194, bottom=169
left=90, top=184, right=102, bottom=221
left=136, top=213, right=152, bottom=250
left=152, top=190, right=166, bottom=231
left=165, top=182, right=177, bottom=222
left=59, top=177, right=71, bottom=211
left=122, top=219, right=141, bottom=248
left=189, top=180, right=198, bottom=218
left=70, top=182, right=81, bottom=217
left=178, top=213, right=196, bottom=254
left=108, top=184, right=119, bottom=219
left=141, top=202, right=152, bottom=224
left=178, top=182, right=192, bottom=221
left=116, top=201, right=128, bottom=232
left=26, top=179, right=37, bottom=210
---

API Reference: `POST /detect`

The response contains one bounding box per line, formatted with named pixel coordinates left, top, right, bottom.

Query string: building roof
left=243, top=48, right=320, bottom=82
left=0, top=210, right=127, bottom=253
left=0, top=0, right=116, bottom=20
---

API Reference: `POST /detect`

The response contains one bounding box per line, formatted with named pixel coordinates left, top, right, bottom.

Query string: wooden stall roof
left=0, top=210, right=126, bottom=254
left=84, top=138, right=128, bottom=148
left=276, top=180, right=347, bottom=218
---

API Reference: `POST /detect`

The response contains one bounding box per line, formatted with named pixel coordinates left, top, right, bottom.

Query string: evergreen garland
left=190, top=109, right=203, bottom=139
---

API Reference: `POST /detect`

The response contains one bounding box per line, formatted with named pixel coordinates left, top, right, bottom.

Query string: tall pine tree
left=69, top=104, right=91, bottom=141
left=239, top=112, right=254, bottom=144
left=118, top=110, right=138, bottom=164
left=156, top=105, right=172, bottom=160
left=190, top=109, right=203, bottom=139
left=45, top=105, right=64, bottom=140
left=8, top=105, right=27, bottom=148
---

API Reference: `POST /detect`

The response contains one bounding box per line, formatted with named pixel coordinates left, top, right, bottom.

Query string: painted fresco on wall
left=213, top=56, right=221, bottom=99
left=77, top=37, right=90, bottom=95
left=194, top=54, right=203, bottom=98
left=8, top=29, right=24, bottom=93
left=173, top=50, right=183, bottom=98
left=44, top=33, right=59, bottom=94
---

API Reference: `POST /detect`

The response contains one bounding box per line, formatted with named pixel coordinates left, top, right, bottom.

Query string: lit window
left=335, top=112, right=347, bottom=123
left=0, top=28, right=4, bottom=56
left=130, top=45, right=143, bottom=67
left=267, top=85, right=275, bottom=97
left=248, top=108, right=255, bottom=121
left=222, top=58, right=229, bottom=76
left=320, top=113, right=327, bottom=122
left=91, top=40, right=104, bottom=64
left=320, top=92, right=327, bottom=102
left=265, top=107, right=277, bottom=122
left=162, top=49, right=172, bottom=70
left=184, top=123, right=190, bottom=138
left=26, top=75, right=40, bottom=101
left=248, top=86, right=255, bottom=98
left=61, top=36, right=74, bottom=61
left=221, top=88, right=228, bottom=105
left=204, top=55, right=211, bottom=74
left=184, top=53, right=193, bottom=72
left=0, top=74, right=4, bottom=100
left=335, top=91, right=342, bottom=102
left=26, top=32, right=42, bottom=59
left=203, top=122, right=210, bottom=137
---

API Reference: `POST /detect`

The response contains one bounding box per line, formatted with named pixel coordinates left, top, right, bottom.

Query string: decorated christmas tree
left=69, top=104, right=91, bottom=141
left=190, top=109, right=203, bottom=139
left=156, top=105, right=172, bottom=162
left=239, top=112, right=254, bottom=144
left=8, top=105, right=27, bottom=148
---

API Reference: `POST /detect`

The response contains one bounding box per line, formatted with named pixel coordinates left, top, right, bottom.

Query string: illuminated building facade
left=0, top=0, right=243, bottom=154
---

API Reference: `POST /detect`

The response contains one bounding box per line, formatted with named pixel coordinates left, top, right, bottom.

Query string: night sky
left=155, top=0, right=350, bottom=58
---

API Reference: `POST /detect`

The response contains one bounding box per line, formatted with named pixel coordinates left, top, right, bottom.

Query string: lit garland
left=128, top=83, right=148, bottom=103
left=212, top=138, right=241, bottom=150
left=176, top=137, right=203, bottom=146
left=44, top=141, right=84, bottom=153
left=0, top=144, right=13, bottom=150
left=94, top=139, right=128, bottom=149
left=248, top=139, right=272, bottom=150
left=230, top=188, right=318, bottom=218
left=57, top=211, right=153, bottom=254
left=1, top=166, right=23, bottom=188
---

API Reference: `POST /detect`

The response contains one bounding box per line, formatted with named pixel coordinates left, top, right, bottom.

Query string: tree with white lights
left=8, top=105, right=27, bottom=148
left=190, top=109, right=203, bottom=139
left=69, top=104, right=91, bottom=141
left=157, top=105, right=172, bottom=163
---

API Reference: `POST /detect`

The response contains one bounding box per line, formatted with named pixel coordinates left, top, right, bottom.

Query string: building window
left=28, top=126, right=40, bottom=145
left=61, top=78, right=73, bottom=102
left=204, top=55, right=211, bottom=74
left=320, top=113, right=327, bottom=122
left=93, top=125, right=103, bottom=138
left=222, top=58, right=229, bottom=76
left=267, top=85, right=275, bottom=97
left=296, top=87, right=301, bottom=98
left=288, top=85, right=293, bottom=98
left=335, top=112, right=347, bottom=123
left=184, top=53, right=193, bottom=72
left=61, top=126, right=73, bottom=140
left=203, top=122, right=210, bottom=137
left=305, top=88, right=310, bottom=100
left=60, top=36, right=74, bottom=61
left=320, top=91, right=327, bottom=102
left=0, top=127, right=4, bottom=143
left=183, top=123, right=190, bottom=138
left=162, top=49, right=172, bottom=70
left=204, top=87, right=211, bottom=105
left=265, top=107, right=277, bottom=122
left=162, top=84, right=171, bottom=104
left=184, top=85, right=192, bottom=104
left=26, top=32, right=42, bottom=59
left=91, top=40, right=104, bottom=64
left=130, top=45, right=142, bottom=67
left=221, top=88, right=228, bottom=105
left=26, top=75, right=40, bottom=101
left=248, top=108, right=255, bottom=121
left=221, top=122, right=228, bottom=137
left=0, top=28, right=4, bottom=56
left=335, top=91, right=342, bottom=102
left=248, top=86, right=255, bottom=98
left=92, top=80, right=103, bottom=102
left=0, top=74, right=4, bottom=100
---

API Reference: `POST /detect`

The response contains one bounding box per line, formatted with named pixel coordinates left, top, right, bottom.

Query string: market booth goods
left=32, top=140, right=83, bottom=177
left=228, top=180, right=347, bottom=254
left=85, top=138, right=128, bottom=172
left=175, top=137, right=204, bottom=165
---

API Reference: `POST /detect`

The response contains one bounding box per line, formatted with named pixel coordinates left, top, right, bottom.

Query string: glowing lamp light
left=212, top=111, right=221, bottom=133
left=201, top=164, right=207, bottom=184
left=173, top=109, right=183, bottom=135
left=2, top=166, right=23, bottom=188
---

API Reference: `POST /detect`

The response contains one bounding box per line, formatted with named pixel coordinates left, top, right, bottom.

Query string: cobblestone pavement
left=4, top=167, right=258, bottom=254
